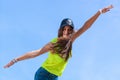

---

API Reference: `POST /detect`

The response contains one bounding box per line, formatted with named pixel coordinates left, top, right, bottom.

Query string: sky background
left=0, top=0, right=120, bottom=80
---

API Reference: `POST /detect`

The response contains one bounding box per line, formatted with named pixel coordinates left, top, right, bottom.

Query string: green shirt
left=42, top=38, right=69, bottom=76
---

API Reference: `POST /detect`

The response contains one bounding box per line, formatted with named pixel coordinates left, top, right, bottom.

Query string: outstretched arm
left=4, top=42, right=53, bottom=68
left=71, top=5, right=113, bottom=42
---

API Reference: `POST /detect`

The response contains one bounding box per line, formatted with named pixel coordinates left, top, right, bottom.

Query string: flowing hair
left=51, top=26, right=74, bottom=61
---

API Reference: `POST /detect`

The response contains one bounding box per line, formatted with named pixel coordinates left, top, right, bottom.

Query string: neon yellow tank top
left=41, top=38, right=69, bottom=76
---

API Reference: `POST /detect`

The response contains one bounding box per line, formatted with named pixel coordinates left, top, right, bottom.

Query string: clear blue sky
left=1, top=0, right=120, bottom=80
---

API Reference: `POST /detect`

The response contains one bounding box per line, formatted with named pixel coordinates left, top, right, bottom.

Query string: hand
left=4, top=59, right=17, bottom=68
left=100, top=5, right=113, bottom=14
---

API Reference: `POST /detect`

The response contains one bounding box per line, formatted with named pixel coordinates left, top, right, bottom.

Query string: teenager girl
left=4, top=5, right=113, bottom=80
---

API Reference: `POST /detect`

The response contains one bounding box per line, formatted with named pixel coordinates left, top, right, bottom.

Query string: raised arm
left=4, top=42, right=53, bottom=68
left=71, top=5, right=113, bottom=42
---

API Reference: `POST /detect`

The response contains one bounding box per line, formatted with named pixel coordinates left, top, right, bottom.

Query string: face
left=62, top=26, right=73, bottom=38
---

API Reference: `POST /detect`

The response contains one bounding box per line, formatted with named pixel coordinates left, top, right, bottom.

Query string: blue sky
left=0, top=0, right=120, bottom=80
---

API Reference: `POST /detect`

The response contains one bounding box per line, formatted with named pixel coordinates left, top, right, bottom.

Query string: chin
left=63, top=36, right=70, bottom=38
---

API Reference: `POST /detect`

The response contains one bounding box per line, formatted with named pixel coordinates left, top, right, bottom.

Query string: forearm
left=15, top=49, right=41, bottom=61
left=71, top=11, right=101, bottom=42
left=16, top=43, right=52, bottom=61
left=71, top=5, right=113, bottom=42
left=4, top=43, right=51, bottom=68
left=83, top=11, right=101, bottom=30
left=76, top=11, right=101, bottom=36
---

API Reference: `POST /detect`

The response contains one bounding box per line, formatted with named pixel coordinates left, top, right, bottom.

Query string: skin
left=4, top=5, right=113, bottom=68
left=62, top=26, right=73, bottom=38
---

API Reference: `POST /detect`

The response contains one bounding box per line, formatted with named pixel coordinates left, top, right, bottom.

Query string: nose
left=64, top=29, right=69, bottom=35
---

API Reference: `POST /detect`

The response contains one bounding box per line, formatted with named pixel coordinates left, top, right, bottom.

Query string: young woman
left=4, top=5, right=113, bottom=80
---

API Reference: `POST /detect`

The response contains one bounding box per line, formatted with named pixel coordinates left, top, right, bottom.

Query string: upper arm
left=36, top=42, right=53, bottom=56
left=71, top=26, right=86, bottom=42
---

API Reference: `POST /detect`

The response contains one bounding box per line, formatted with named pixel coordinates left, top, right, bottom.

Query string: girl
left=4, top=5, right=113, bottom=80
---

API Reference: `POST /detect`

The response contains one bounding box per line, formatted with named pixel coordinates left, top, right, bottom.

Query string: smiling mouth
left=63, top=34, right=72, bottom=37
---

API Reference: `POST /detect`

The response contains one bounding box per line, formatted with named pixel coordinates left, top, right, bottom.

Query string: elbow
left=27, top=51, right=39, bottom=58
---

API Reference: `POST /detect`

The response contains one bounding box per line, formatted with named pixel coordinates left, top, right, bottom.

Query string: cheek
left=69, top=30, right=73, bottom=34
left=62, top=30, right=65, bottom=34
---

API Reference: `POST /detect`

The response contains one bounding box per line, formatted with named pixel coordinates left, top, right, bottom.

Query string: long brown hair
left=51, top=26, right=74, bottom=61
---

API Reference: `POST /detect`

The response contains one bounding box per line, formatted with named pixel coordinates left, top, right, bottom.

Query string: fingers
left=4, top=59, right=18, bottom=68
left=105, top=5, right=113, bottom=11
left=100, top=5, right=113, bottom=14
left=104, top=5, right=113, bottom=12
left=4, top=61, right=14, bottom=68
left=4, top=64, right=10, bottom=68
left=106, top=5, right=113, bottom=9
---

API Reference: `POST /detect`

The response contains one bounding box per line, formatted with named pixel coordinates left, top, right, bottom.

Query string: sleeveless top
left=42, top=38, right=71, bottom=76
